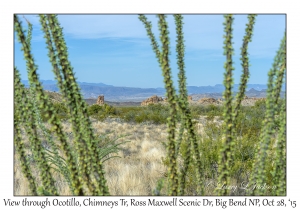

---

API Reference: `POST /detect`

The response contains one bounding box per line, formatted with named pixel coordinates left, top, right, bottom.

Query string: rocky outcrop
left=141, top=95, right=164, bottom=106
left=198, top=97, right=223, bottom=105
left=96, top=95, right=104, bottom=105
left=241, top=97, right=266, bottom=106
left=164, top=95, right=192, bottom=102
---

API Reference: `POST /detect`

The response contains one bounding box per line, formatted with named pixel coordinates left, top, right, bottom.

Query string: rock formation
left=96, top=95, right=104, bottom=105
left=141, top=95, right=164, bottom=106
left=198, top=97, right=223, bottom=105
left=164, top=95, right=192, bottom=102
left=241, top=97, right=266, bottom=106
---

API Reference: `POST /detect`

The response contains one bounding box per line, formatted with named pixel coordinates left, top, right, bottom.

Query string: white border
left=1, top=0, right=299, bottom=209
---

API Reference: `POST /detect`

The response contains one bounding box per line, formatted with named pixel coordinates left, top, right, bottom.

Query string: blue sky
left=14, top=14, right=286, bottom=88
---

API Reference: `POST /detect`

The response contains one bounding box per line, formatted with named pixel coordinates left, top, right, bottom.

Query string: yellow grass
left=14, top=114, right=232, bottom=195
left=14, top=119, right=180, bottom=195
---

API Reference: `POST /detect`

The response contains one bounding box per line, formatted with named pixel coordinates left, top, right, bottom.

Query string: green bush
left=190, top=104, right=223, bottom=119
left=117, top=104, right=174, bottom=124
left=87, top=104, right=117, bottom=121
left=88, top=104, right=103, bottom=116
left=89, top=103, right=229, bottom=125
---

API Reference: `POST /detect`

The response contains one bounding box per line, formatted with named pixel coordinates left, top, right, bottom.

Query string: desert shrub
left=88, top=104, right=116, bottom=116
left=119, top=104, right=171, bottom=124
left=206, top=110, right=216, bottom=121
left=234, top=107, right=263, bottom=138
left=88, top=104, right=103, bottom=116
left=254, top=98, right=266, bottom=108
left=90, top=102, right=227, bottom=124
left=190, top=104, right=223, bottom=119
left=121, top=109, right=136, bottom=122
left=104, top=103, right=117, bottom=115
left=87, top=104, right=117, bottom=121
left=97, top=103, right=172, bottom=124
left=147, top=103, right=168, bottom=112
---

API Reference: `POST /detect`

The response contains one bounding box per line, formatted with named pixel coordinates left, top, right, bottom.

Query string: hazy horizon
left=21, top=79, right=273, bottom=89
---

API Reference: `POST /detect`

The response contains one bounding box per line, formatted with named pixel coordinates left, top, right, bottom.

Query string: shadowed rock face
left=141, top=95, right=164, bottom=106
left=96, top=95, right=104, bottom=105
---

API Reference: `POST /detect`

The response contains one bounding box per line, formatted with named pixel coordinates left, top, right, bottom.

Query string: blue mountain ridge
left=21, top=80, right=285, bottom=99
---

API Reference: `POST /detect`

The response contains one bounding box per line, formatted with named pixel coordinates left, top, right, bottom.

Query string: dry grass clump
left=14, top=117, right=216, bottom=195
left=91, top=120, right=168, bottom=195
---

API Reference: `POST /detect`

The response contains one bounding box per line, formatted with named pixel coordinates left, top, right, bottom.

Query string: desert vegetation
left=14, top=14, right=286, bottom=196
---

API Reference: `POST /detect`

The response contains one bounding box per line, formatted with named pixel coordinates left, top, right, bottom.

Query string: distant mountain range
left=21, top=80, right=113, bottom=87
left=21, top=80, right=286, bottom=102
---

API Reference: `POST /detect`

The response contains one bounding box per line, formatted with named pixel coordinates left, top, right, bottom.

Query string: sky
left=14, top=14, right=286, bottom=88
